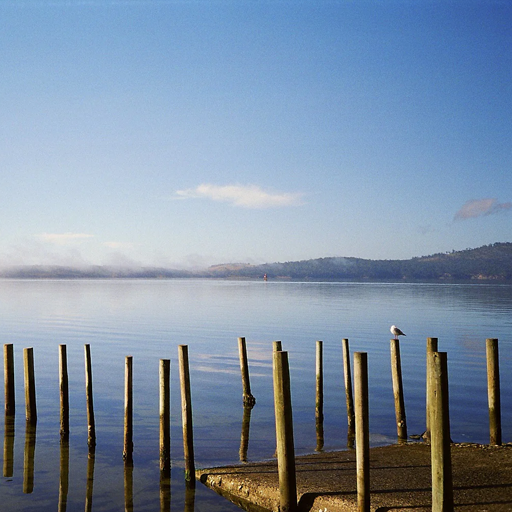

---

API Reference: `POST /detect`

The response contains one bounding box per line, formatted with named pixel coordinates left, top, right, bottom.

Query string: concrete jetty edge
left=197, top=442, right=512, bottom=511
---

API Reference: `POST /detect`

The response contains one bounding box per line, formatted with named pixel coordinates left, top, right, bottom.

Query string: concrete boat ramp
left=197, top=443, right=512, bottom=511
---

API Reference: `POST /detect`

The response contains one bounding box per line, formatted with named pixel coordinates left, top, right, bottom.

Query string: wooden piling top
left=197, top=442, right=512, bottom=511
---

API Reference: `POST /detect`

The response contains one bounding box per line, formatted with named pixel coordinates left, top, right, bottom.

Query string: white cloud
left=454, top=198, right=512, bottom=221
left=35, top=232, right=94, bottom=244
left=104, top=241, right=134, bottom=250
left=174, top=183, right=304, bottom=209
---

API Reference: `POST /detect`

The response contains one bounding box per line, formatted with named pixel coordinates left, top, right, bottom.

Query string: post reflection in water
left=239, top=405, right=253, bottom=462
left=23, top=421, right=37, bottom=494
left=315, top=411, right=324, bottom=452
left=159, top=471, right=171, bottom=512
left=184, top=481, right=195, bottom=512
left=124, top=461, right=134, bottom=512
left=58, top=438, right=70, bottom=512
left=315, top=340, right=324, bottom=452
left=3, top=413, right=15, bottom=478
left=85, top=451, right=95, bottom=512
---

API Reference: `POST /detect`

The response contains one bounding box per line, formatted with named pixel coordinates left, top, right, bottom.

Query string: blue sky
left=1, top=1, right=511, bottom=268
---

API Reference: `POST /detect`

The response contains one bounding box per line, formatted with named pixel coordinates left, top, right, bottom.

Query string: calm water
left=1, top=279, right=512, bottom=511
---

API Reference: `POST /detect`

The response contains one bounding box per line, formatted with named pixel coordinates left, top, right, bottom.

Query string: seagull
left=390, top=325, right=406, bottom=340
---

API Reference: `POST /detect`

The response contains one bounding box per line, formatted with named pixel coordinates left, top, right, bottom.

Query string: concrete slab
left=197, top=443, right=512, bottom=511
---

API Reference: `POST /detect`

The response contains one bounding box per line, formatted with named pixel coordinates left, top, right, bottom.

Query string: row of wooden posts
left=4, top=336, right=504, bottom=512
left=245, top=336, right=502, bottom=512
left=2, top=343, right=195, bottom=485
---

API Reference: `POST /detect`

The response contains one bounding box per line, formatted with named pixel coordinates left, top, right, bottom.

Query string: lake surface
left=1, top=279, right=511, bottom=511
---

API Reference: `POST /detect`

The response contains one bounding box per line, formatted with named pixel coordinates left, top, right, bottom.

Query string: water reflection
left=315, top=411, right=324, bottom=452
left=3, top=413, right=14, bottom=478
left=58, top=439, right=69, bottom=512
left=85, top=451, right=95, bottom=512
left=159, top=471, right=171, bottom=512
left=239, top=405, right=253, bottom=462
left=23, top=422, right=36, bottom=494
left=184, top=481, right=195, bottom=512
left=124, top=462, right=133, bottom=512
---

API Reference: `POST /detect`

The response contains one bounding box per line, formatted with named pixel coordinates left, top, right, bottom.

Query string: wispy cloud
left=174, top=183, right=304, bottom=209
left=454, top=198, right=512, bottom=221
left=35, top=232, right=94, bottom=244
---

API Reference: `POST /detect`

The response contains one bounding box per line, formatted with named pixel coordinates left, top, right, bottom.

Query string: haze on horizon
left=1, top=1, right=511, bottom=270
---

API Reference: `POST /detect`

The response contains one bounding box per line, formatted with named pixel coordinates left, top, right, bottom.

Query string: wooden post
left=123, top=356, right=133, bottom=463
left=159, top=359, right=171, bottom=475
left=390, top=339, right=407, bottom=441
left=273, top=350, right=297, bottom=512
left=486, top=338, right=501, bottom=446
left=429, top=351, right=453, bottom=512
left=59, top=345, right=69, bottom=439
left=315, top=340, right=324, bottom=451
left=58, top=438, right=69, bottom=512
left=424, top=337, right=438, bottom=442
left=273, top=340, right=282, bottom=352
left=4, top=344, right=15, bottom=415
left=238, top=337, right=256, bottom=407
left=23, top=421, right=36, bottom=494
left=178, top=345, right=195, bottom=485
left=3, top=413, right=15, bottom=478
left=23, top=347, right=37, bottom=424
left=354, top=352, right=370, bottom=512
left=342, top=339, right=355, bottom=442
left=84, top=344, right=96, bottom=450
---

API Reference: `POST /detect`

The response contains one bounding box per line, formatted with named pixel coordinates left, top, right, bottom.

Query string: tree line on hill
left=0, top=242, right=511, bottom=281
left=203, top=242, right=512, bottom=281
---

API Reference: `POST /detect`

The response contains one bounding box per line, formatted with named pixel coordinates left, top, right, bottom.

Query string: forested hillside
left=1, top=243, right=511, bottom=281
left=206, top=243, right=512, bottom=281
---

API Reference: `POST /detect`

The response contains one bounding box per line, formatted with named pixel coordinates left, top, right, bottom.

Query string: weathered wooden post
left=84, top=344, right=96, bottom=450
left=272, top=340, right=283, bottom=458
left=316, top=340, right=324, bottom=451
left=273, top=349, right=297, bottom=512
left=390, top=339, right=407, bottom=441
left=342, top=339, right=355, bottom=440
left=23, top=421, right=36, bottom=494
left=23, top=347, right=37, bottom=424
left=429, top=351, right=453, bottom=512
left=159, top=359, right=171, bottom=476
left=354, top=352, right=370, bottom=512
left=59, top=344, right=69, bottom=439
left=4, top=344, right=15, bottom=415
left=179, top=345, right=195, bottom=485
left=123, top=356, right=133, bottom=463
left=424, top=337, right=438, bottom=442
left=238, top=337, right=256, bottom=407
left=3, top=413, right=15, bottom=478
left=58, top=438, right=69, bottom=512
left=486, top=338, right=501, bottom=446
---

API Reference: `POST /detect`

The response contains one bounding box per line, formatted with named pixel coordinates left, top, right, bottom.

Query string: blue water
left=1, top=279, right=512, bottom=511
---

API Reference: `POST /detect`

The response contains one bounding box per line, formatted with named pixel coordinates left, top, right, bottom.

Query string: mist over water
left=1, top=279, right=511, bottom=511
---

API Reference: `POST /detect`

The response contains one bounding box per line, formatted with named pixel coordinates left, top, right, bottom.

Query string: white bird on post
left=390, top=325, right=406, bottom=340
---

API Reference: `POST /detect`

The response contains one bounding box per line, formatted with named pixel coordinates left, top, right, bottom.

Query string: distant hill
left=1, top=243, right=512, bottom=281
left=203, top=243, right=512, bottom=281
